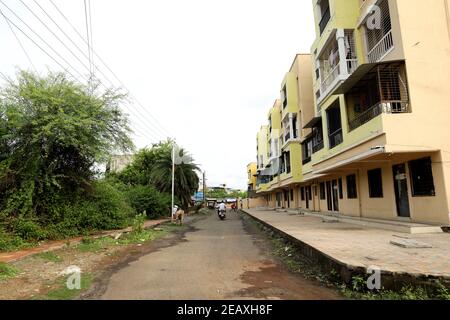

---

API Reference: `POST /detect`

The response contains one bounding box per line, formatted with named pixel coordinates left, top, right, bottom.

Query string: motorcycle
left=218, top=209, right=226, bottom=220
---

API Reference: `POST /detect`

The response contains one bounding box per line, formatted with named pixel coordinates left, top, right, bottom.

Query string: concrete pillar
left=336, top=29, right=348, bottom=77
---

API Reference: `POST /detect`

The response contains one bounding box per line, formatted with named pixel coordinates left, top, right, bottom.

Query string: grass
left=75, top=222, right=187, bottom=253
left=40, top=273, right=94, bottom=300
left=35, top=251, right=62, bottom=263
left=242, top=213, right=450, bottom=301
left=0, top=263, right=19, bottom=281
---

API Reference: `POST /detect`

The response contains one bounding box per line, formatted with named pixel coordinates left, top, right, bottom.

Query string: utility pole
left=171, top=141, right=176, bottom=223
left=203, top=171, right=206, bottom=204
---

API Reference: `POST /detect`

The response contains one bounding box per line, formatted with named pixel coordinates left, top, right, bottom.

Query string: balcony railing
left=319, top=7, right=331, bottom=35
left=320, top=63, right=340, bottom=96
left=312, top=141, right=324, bottom=154
left=367, top=30, right=394, bottom=63
left=348, top=101, right=409, bottom=131
left=329, top=129, right=343, bottom=149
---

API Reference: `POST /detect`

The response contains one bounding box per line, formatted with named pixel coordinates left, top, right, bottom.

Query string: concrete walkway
left=244, top=209, right=450, bottom=280
left=0, top=219, right=169, bottom=263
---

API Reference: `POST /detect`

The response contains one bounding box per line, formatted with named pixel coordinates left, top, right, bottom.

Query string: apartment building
left=252, top=0, right=450, bottom=226
left=254, top=55, right=314, bottom=210
left=247, top=162, right=258, bottom=197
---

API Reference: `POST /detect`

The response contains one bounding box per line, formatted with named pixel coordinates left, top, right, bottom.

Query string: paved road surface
left=94, top=212, right=339, bottom=300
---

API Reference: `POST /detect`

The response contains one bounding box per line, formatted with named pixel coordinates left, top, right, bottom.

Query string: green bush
left=3, top=180, right=133, bottom=242
left=0, top=227, right=26, bottom=251
left=132, top=213, right=146, bottom=233
left=126, top=185, right=171, bottom=219
left=12, top=219, right=48, bottom=241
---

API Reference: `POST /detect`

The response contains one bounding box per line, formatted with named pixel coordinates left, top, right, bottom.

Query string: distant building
left=107, top=154, right=134, bottom=173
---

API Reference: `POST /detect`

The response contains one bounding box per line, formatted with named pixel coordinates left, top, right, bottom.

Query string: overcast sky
left=0, top=0, right=316, bottom=189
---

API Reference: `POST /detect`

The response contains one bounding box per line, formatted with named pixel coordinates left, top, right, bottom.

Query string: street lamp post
left=171, top=141, right=175, bottom=223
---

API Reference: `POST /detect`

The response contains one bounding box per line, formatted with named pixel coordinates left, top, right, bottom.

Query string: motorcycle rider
left=217, top=201, right=227, bottom=218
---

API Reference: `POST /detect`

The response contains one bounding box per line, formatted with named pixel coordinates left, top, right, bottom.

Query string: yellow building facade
left=252, top=0, right=450, bottom=226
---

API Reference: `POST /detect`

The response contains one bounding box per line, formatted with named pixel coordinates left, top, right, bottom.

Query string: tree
left=0, top=71, right=133, bottom=219
left=150, top=142, right=200, bottom=209
left=117, top=141, right=200, bottom=210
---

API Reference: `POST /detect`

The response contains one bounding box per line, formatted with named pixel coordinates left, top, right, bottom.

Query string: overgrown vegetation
left=243, top=213, right=450, bottom=301
left=113, top=142, right=200, bottom=211
left=0, top=71, right=133, bottom=248
left=0, top=71, right=200, bottom=251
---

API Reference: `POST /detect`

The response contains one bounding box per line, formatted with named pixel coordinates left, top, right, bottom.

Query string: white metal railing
left=320, top=63, right=340, bottom=95
left=367, top=30, right=394, bottom=63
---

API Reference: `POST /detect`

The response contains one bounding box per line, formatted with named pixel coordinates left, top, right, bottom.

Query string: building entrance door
left=393, top=164, right=411, bottom=218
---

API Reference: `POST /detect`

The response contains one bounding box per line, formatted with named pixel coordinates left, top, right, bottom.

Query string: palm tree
left=150, top=142, right=200, bottom=209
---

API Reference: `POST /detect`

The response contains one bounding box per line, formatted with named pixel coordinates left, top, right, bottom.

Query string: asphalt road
left=97, top=211, right=339, bottom=300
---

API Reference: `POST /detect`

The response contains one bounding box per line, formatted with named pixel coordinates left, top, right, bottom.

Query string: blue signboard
left=194, top=192, right=204, bottom=201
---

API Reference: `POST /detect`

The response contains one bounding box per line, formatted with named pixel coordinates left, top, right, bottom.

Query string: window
left=318, top=0, right=330, bottom=35
left=409, top=157, right=436, bottom=197
left=320, top=183, right=326, bottom=200
left=302, top=139, right=312, bottom=164
left=300, top=187, right=305, bottom=201
left=368, top=168, right=383, bottom=198
left=286, top=152, right=291, bottom=174
left=282, top=85, right=288, bottom=109
left=338, top=178, right=343, bottom=199
left=308, top=186, right=312, bottom=200
left=346, top=174, right=358, bottom=199
left=312, top=122, right=324, bottom=154
left=290, top=189, right=294, bottom=201
left=327, top=101, right=343, bottom=149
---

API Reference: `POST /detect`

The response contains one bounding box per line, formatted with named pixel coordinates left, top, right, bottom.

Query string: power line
left=0, top=8, right=36, bottom=72
left=83, top=0, right=92, bottom=83
left=2, top=1, right=169, bottom=144
left=0, top=7, right=84, bottom=84
left=31, top=0, right=121, bottom=89
left=0, top=0, right=89, bottom=83
left=18, top=0, right=93, bottom=80
left=48, top=0, right=173, bottom=139
left=0, top=9, right=162, bottom=145
left=88, top=0, right=94, bottom=80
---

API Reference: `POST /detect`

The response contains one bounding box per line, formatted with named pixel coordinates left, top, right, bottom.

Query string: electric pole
left=203, top=171, right=206, bottom=204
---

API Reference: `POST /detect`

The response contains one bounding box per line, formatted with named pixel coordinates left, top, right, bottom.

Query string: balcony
left=316, top=30, right=358, bottom=105
left=361, top=0, right=393, bottom=63
left=319, top=7, right=331, bottom=35
left=348, top=101, right=409, bottom=131
left=340, top=61, right=410, bottom=132
left=367, top=30, right=394, bottom=63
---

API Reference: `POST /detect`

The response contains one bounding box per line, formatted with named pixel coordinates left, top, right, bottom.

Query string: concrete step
left=302, top=211, right=443, bottom=234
